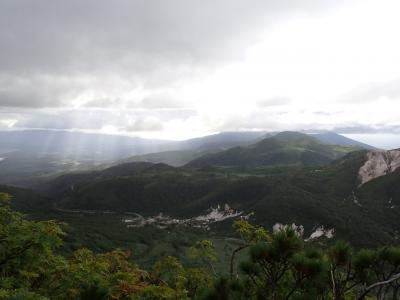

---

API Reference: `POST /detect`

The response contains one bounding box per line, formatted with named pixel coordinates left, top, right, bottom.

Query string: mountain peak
left=187, top=131, right=353, bottom=168
left=273, top=131, right=317, bottom=143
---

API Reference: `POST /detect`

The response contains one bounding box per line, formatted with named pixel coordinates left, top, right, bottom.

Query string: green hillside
left=186, top=131, right=360, bottom=168
left=0, top=184, right=52, bottom=212
left=35, top=149, right=400, bottom=247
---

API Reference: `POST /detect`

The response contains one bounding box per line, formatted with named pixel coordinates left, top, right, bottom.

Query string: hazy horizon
left=0, top=127, right=399, bottom=150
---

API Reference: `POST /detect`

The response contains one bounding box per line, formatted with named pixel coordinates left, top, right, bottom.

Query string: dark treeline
left=1, top=192, right=400, bottom=300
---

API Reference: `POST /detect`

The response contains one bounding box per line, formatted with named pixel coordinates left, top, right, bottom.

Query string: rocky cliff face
left=358, top=150, right=400, bottom=186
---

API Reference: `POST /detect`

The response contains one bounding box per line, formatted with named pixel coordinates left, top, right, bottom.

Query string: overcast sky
left=1, top=0, right=400, bottom=148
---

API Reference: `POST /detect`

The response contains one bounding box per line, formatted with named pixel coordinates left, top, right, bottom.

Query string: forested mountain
left=33, top=147, right=400, bottom=247
left=0, top=184, right=52, bottom=212
left=1, top=133, right=399, bottom=299
left=3, top=194, right=400, bottom=300
left=0, top=130, right=168, bottom=160
left=3, top=0, right=399, bottom=297
left=0, top=130, right=373, bottom=186
left=186, top=131, right=361, bottom=168
left=0, top=130, right=269, bottom=162
left=311, top=131, right=378, bottom=150
left=0, top=130, right=269, bottom=186
left=2, top=130, right=392, bottom=249
left=119, top=131, right=375, bottom=167
left=0, top=130, right=169, bottom=187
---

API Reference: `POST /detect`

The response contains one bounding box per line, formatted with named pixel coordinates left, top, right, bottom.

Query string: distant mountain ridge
left=310, top=131, right=378, bottom=150
left=121, top=131, right=376, bottom=167
left=116, top=131, right=271, bottom=167
left=186, top=131, right=362, bottom=168
left=0, top=129, right=375, bottom=186
left=0, top=129, right=374, bottom=162
left=0, top=130, right=168, bottom=160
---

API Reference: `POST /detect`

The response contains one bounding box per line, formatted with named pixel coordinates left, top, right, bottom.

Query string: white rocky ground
left=273, top=223, right=335, bottom=241
left=123, top=204, right=245, bottom=229
left=273, top=223, right=304, bottom=237
left=124, top=209, right=336, bottom=242
left=194, top=204, right=243, bottom=222
left=358, top=150, right=400, bottom=186
left=305, top=226, right=335, bottom=241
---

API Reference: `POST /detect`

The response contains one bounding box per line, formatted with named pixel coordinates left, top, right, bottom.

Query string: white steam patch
left=123, top=204, right=245, bottom=230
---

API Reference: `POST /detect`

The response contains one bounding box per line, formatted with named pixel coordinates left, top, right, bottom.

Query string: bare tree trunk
left=357, top=273, right=400, bottom=300
left=229, top=244, right=248, bottom=279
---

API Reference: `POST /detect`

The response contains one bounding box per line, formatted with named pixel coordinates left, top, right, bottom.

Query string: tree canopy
left=1, top=192, right=400, bottom=299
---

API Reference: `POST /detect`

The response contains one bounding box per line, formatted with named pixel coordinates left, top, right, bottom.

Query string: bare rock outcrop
left=358, top=150, right=400, bottom=186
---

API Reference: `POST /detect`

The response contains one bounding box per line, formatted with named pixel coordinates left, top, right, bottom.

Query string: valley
left=2, top=131, right=399, bottom=254
left=1, top=129, right=400, bottom=299
left=3, top=3, right=400, bottom=297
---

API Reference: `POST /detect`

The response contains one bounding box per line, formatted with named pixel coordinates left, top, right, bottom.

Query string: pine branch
left=357, top=273, right=400, bottom=300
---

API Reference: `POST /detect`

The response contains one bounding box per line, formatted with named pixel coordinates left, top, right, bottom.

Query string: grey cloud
left=215, top=111, right=281, bottom=132
left=1, top=0, right=348, bottom=75
left=258, top=96, right=292, bottom=107
left=368, top=79, right=400, bottom=100
left=139, top=95, right=189, bottom=109
left=311, top=110, right=345, bottom=116
left=14, top=110, right=106, bottom=130
left=342, top=78, right=400, bottom=103
left=145, top=108, right=197, bottom=120
left=334, top=124, right=400, bottom=134
left=0, top=0, right=352, bottom=109
left=312, top=111, right=332, bottom=116
left=0, top=74, right=85, bottom=108
left=125, top=117, right=163, bottom=132
left=216, top=110, right=400, bottom=135
left=7, top=107, right=195, bottom=131
left=82, top=95, right=191, bottom=110
left=0, top=0, right=365, bottom=137
left=83, top=98, right=124, bottom=109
